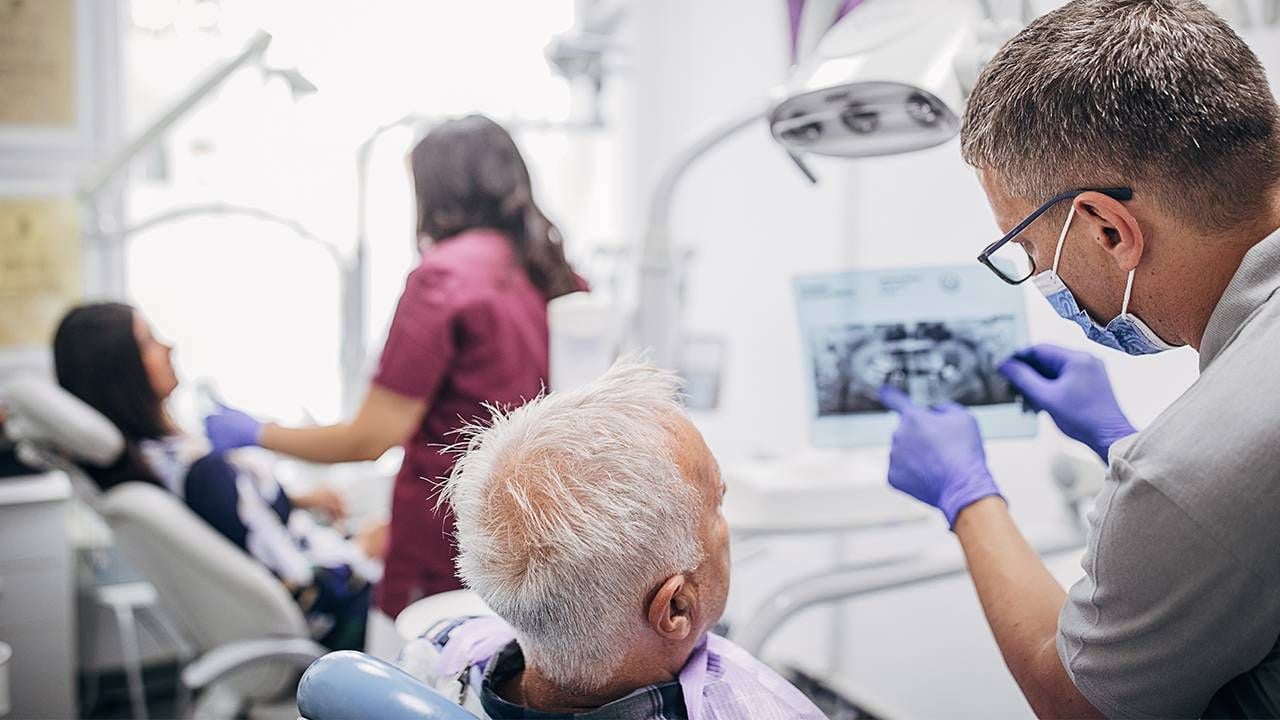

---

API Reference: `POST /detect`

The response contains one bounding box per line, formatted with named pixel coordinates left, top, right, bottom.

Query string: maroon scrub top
left=371, top=228, right=550, bottom=617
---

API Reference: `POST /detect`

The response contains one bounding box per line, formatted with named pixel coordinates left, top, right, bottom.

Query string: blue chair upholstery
left=297, top=651, right=480, bottom=720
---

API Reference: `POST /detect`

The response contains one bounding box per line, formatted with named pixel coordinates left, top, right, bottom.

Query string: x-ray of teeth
left=794, top=266, right=1036, bottom=447
left=813, top=317, right=1018, bottom=415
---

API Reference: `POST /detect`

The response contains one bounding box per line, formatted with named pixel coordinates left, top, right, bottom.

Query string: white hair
left=441, top=359, right=704, bottom=692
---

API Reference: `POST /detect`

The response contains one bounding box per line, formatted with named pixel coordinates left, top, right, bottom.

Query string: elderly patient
left=400, top=360, right=824, bottom=719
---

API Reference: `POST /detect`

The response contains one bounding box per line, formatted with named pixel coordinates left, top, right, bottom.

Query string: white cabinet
left=0, top=472, right=76, bottom=718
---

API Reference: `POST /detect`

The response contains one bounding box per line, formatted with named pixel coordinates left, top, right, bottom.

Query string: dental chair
left=296, top=651, right=479, bottom=719
left=295, top=588, right=497, bottom=718
left=2, top=374, right=327, bottom=719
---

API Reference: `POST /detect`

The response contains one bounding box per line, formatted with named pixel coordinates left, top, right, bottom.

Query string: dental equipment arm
left=209, top=385, right=426, bottom=464
left=638, top=103, right=786, bottom=369
left=953, top=499, right=1101, bottom=719
left=81, top=31, right=273, bottom=199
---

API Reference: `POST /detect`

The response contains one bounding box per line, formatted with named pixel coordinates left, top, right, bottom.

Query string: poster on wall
left=0, top=0, right=77, bottom=127
left=0, top=197, right=82, bottom=348
left=793, top=265, right=1037, bottom=447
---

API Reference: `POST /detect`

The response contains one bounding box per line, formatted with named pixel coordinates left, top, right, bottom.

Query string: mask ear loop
left=1051, top=203, right=1078, bottom=273
left=1120, top=267, right=1136, bottom=316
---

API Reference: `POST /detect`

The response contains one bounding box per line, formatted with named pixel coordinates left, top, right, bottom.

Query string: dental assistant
left=881, top=1, right=1280, bottom=718
left=206, top=115, right=583, bottom=619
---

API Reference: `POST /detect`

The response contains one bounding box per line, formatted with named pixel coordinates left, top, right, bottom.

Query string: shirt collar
left=479, top=641, right=687, bottom=720
left=1199, top=228, right=1280, bottom=370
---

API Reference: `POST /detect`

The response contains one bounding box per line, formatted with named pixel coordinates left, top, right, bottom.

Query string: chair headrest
left=297, top=651, right=480, bottom=720
left=1, top=373, right=125, bottom=468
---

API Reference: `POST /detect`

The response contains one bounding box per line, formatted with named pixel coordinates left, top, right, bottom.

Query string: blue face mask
left=1030, top=204, right=1178, bottom=356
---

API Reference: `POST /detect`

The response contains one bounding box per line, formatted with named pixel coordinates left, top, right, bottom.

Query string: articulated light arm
left=106, top=203, right=341, bottom=267
left=637, top=104, right=773, bottom=368
left=80, top=31, right=273, bottom=200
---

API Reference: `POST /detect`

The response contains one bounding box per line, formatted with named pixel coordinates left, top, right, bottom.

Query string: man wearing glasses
left=879, top=1, right=1280, bottom=717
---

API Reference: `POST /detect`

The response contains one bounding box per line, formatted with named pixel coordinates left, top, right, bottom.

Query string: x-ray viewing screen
left=795, top=266, right=1037, bottom=447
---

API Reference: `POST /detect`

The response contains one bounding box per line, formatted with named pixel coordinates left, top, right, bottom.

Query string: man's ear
left=647, top=575, right=694, bottom=641
left=1074, top=191, right=1145, bottom=272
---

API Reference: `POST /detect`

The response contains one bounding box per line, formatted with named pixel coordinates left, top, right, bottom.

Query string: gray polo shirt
left=1057, top=230, right=1280, bottom=719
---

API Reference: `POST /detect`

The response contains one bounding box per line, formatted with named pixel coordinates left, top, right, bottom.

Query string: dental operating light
left=638, top=0, right=1019, bottom=367
left=771, top=0, right=992, bottom=158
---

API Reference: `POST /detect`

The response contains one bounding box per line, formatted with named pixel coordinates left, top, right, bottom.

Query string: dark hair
left=411, top=114, right=580, bottom=299
left=53, top=302, right=168, bottom=490
left=961, top=0, right=1280, bottom=231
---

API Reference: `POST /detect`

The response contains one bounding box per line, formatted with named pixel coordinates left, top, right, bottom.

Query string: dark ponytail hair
left=53, top=302, right=167, bottom=490
left=410, top=114, right=580, bottom=300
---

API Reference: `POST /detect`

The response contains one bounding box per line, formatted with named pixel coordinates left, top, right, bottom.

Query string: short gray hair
left=961, top=0, right=1280, bottom=230
left=441, top=359, right=703, bottom=692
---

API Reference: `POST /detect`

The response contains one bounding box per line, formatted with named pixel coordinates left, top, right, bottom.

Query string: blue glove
left=998, top=344, right=1136, bottom=462
left=204, top=403, right=264, bottom=454
left=879, top=386, right=1003, bottom=529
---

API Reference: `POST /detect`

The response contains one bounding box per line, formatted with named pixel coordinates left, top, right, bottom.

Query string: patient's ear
left=648, top=575, right=694, bottom=641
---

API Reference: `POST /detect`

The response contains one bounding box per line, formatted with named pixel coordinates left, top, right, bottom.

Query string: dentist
left=881, top=1, right=1280, bottom=717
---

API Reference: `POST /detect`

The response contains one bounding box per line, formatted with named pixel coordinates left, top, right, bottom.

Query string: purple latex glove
left=879, top=386, right=1003, bottom=529
left=204, top=403, right=263, bottom=454
left=998, top=344, right=1136, bottom=462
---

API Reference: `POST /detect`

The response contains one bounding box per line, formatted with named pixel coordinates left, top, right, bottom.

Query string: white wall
left=618, top=0, right=859, bottom=461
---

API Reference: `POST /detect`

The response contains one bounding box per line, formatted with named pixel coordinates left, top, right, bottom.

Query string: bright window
left=122, top=0, right=591, bottom=425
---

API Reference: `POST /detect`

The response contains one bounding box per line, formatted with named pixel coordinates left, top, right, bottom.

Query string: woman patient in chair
left=399, top=360, right=825, bottom=719
left=53, top=302, right=384, bottom=650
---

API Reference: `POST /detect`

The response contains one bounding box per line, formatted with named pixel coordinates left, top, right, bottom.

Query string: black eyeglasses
left=977, top=187, right=1133, bottom=285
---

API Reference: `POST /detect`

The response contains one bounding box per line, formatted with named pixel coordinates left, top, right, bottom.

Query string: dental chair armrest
left=181, top=637, right=328, bottom=691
